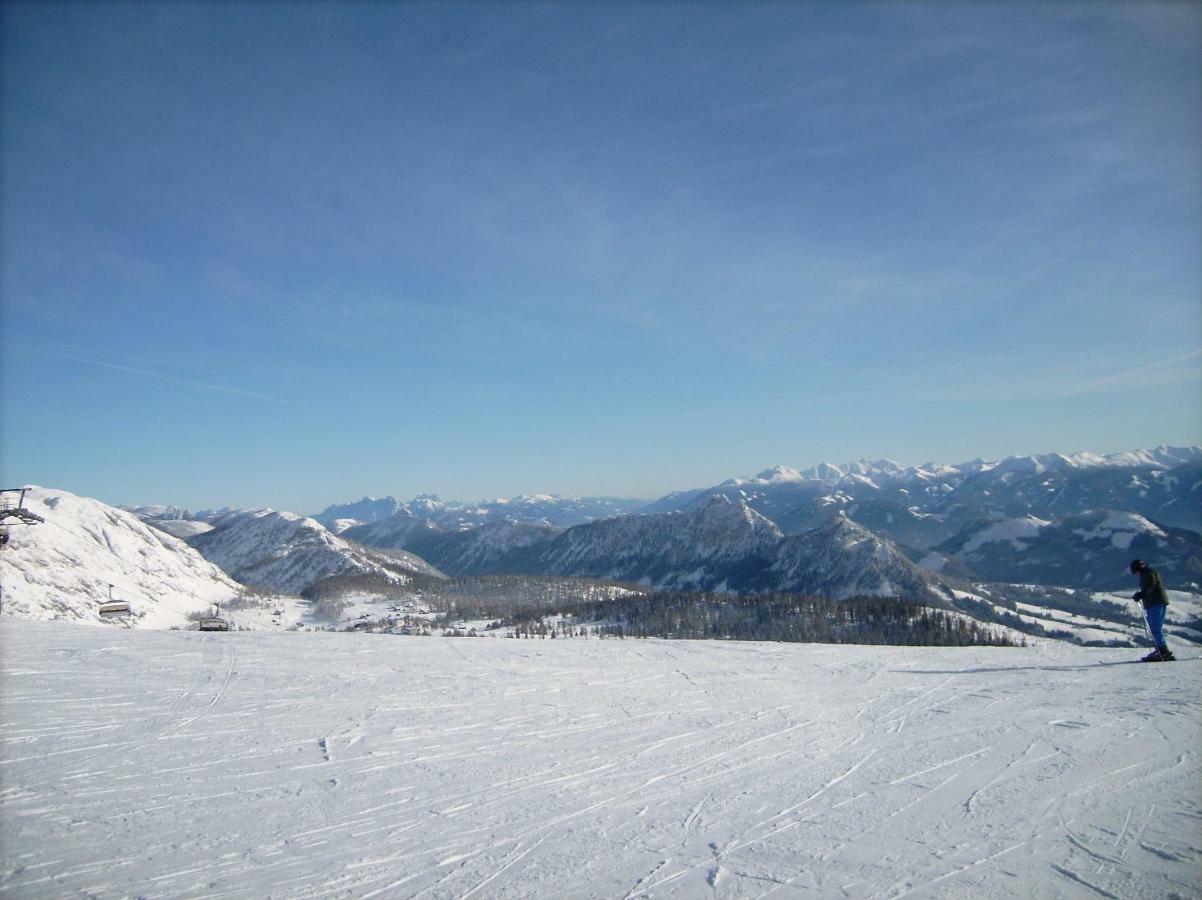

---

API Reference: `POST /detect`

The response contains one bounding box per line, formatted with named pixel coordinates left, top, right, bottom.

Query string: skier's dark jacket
left=1134, top=566, right=1169, bottom=609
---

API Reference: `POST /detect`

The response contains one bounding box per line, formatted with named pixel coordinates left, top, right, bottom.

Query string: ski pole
left=1136, top=604, right=1152, bottom=644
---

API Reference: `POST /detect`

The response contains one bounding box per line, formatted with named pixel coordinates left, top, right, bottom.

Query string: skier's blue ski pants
left=1145, top=604, right=1167, bottom=647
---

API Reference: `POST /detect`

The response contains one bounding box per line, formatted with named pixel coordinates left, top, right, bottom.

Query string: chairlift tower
left=0, top=488, right=45, bottom=614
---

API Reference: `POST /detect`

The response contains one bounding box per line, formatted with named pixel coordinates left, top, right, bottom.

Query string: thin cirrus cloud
left=1053, top=349, right=1202, bottom=400
left=15, top=346, right=288, bottom=406
left=882, top=348, right=1202, bottom=405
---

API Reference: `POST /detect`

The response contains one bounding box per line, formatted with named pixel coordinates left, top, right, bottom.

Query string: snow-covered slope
left=406, top=519, right=562, bottom=576
left=147, top=518, right=215, bottom=539
left=948, top=583, right=1202, bottom=648
left=339, top=510, right=441, bottom=548
left=0, top=487, right=241, bottom=627
left=188, top=509, right=443, bottom=596
left=2, top=620, right=1197, bottom=898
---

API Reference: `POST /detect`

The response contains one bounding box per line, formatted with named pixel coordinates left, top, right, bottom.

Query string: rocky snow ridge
left=524, top=496, right=941, bottom=601
left=188, top=509, right=442, bottom=596
left=770, top=515, right=939, bottom=601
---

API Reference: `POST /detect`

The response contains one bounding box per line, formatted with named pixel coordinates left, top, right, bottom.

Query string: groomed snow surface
left=2, top=622, right=1198, bottom=899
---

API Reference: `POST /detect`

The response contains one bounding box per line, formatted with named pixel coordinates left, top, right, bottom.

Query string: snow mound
left=961, top=516, right=1052, bottom=554
left=1073, top=512, right=1169, bottom=551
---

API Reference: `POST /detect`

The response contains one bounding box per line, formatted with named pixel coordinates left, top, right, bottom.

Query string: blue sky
left=3, top=2, right=1200, bottom=512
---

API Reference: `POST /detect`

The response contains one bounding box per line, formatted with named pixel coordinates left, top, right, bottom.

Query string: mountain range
left=319, top=446, right=1201, bottom=592
left=312, top=493, right=645, bottom=533
left=7, top=447, right=1201, bottom=648
left=644, top=446, right=1201, bottom=543
left=99, top=445, right=1202, bottom=604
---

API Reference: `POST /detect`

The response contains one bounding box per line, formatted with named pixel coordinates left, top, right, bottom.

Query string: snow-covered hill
left=0, top=487, right=242, bottom=627
left=337, top=509, right=441, bottom=548
left=406, top=519, right=562, bottom=576
left=188, top=509, right=444, bottom=596
left=123, top=503, right=219, bottom=539
left=937, top=510, right=1201, bottom=590
left=2, top=620, right=1197, bottom=898
left=952, top=584, right=1202, bottom=648
left=770, top=515, right=939, bottom=600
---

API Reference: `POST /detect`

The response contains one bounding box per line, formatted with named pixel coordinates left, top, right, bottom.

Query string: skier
left=1130, top=559, right=1175, bottom=662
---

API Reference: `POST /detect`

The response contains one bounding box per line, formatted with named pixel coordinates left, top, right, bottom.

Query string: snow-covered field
left=2, top=621, right=1198, bottom=899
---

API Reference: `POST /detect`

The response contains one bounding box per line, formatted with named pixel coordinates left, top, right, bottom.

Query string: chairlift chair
left=199, top=604, right=230, bottom=632
left=99, top=585, right=132, bottom=618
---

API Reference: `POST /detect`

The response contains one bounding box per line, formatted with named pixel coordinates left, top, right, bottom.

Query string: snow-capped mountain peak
left=408, top=494, right=447, bottom=517
left=802, top=462, right=846, bottom=482
left=753, top=465, right=806, bottom=484
left=312, top=495, right=406, bottom=530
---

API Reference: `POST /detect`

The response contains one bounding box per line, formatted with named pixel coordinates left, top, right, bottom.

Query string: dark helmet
left=1129, top=559, right=1145, bottom=574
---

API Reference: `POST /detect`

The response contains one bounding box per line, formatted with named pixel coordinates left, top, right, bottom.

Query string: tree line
left=475, top=591, right=1021, bottom=647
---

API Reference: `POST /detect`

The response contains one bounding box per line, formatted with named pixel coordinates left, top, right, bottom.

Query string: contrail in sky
left=1055, top=348, right=1202, bottom=398
left=11, top=345, right=289, bottom=405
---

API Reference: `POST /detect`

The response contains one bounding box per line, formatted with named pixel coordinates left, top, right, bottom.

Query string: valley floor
left=1, top=621, right=1199, bottom=898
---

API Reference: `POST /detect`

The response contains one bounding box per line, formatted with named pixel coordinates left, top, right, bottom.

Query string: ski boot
left=1140, top=648, right=1165, bottom=662
left=1156, top=645, right=1176, bottom=662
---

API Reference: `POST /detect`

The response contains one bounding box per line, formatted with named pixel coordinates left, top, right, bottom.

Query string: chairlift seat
left=199, top=617, right=230, bottom=632
left=99, top=601, right=132, bottom=617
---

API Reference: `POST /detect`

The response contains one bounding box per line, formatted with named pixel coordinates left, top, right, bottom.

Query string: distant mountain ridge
left=641, top=445, right=1202, bottom=542
left=330, top=446, right=1199, bottom=593
left=313, top=493, right=645, bottom=533
left=343, top=494, right=942, bottom=603
left=117, top=445, right=1200, bottom=598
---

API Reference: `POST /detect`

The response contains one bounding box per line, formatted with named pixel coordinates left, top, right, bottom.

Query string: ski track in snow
left=1, top=622, right=1199, bottom=899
